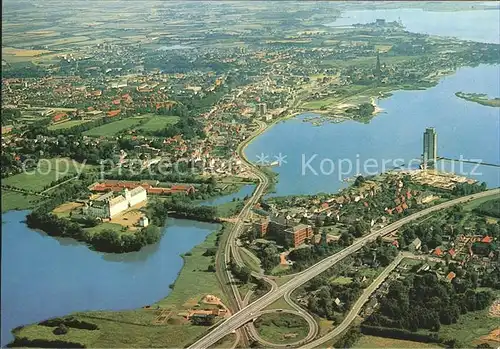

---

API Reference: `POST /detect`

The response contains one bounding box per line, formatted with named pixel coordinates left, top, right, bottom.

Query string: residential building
left=257, top=102, right=267, bottom=117
left=284, top=224, right=313, bottom=248
left=253, top=217, right=270, bottom=237
left=423, top=127, right=437, bottom=167
left=409, top=237, right=422, bottom=252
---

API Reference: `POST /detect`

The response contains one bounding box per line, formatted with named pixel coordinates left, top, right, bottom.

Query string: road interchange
left=190, top=188, right=500, bottom=348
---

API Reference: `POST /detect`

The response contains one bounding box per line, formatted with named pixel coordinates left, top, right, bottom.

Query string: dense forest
left=366, top=273, right=493, bottom=332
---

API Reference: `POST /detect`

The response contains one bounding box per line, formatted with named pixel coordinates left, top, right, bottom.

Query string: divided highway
left=190, top=188, right=499, bottom=348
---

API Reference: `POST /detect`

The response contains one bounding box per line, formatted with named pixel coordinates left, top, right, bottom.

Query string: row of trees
left=149, top=116, right=205, bottom=139
left=307, top=281, right=363, bottom=320
left=26, top=211, right=163, bottom=253
left=229, top=261, right=252, bottom=283
left=152, top=199, right=218, bottom=222
left=452, top=182, right=487, bottom=196
left=367, top=273, right=493, bottom=332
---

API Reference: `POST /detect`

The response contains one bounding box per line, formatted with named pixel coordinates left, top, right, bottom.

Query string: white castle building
left=85, top=187, right=147, bottom=219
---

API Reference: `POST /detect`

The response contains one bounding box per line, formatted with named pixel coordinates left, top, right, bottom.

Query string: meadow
left=354, top=335, right=441, bottom=348
left=254, top=312, right=309, bottom=344
left=2, top=158, right=93, bottom=192
left=82, top=118, right=144, bottom=137
left=11, top=229, right=227, bottom=348
left=137, top=115, right=179, bottom=132
left=83, top=115, right=178, bottom=137
left=1, top=190, right=43, bottom=213
left=48, top=120, right=92, bottom=130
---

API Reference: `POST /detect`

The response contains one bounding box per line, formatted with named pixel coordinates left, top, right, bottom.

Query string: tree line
left=26, top=211, right=164, bottom=253
left=366, top=272, right=493, bottom=333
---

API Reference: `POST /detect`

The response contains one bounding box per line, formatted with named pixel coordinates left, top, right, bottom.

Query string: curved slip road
left=189, top=188, right=500, bottom=349
left=299, top=254, right=404, bottom=349
left=247, top=308, right=318, bottom=348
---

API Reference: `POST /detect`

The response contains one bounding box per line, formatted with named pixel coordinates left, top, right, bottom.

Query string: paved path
left=189, top=189, right=500, bottom=349
left=299, top=255, right=404, bottom=349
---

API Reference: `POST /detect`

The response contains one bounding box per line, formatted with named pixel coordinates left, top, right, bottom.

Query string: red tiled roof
left=52, top=112, right=67, bottom=121
left=446, top=271, right=456, bottom=281
left=107, top=110, right=121, bottom=117
left=434, top=247, right=443, bottom=257
left=482, top=236, right=493, bottom=243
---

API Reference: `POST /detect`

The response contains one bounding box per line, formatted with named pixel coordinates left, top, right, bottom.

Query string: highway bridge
left=189, top=188, right=500, bottom=349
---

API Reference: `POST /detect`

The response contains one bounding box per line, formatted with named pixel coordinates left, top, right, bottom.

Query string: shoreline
left=6, top=221, right=225, bottom=348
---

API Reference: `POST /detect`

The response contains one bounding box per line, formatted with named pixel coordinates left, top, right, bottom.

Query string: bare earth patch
left=52, top=201, right=83, bottom=214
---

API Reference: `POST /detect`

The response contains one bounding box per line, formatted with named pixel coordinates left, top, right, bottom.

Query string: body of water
left=0, top=211, right=220, bottom=346
left=326, top=7, right=500, bottom=44
left=245, top=64, right=500, bottom=197
left=3, top=4, right=500, bottom=347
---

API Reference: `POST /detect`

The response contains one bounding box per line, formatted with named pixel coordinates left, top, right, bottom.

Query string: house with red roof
left=482, top=236, right=493, bottom=243
left=433, top=247, right=443, bottom=257
left=52, top=112, right=67, bottom=122
left=446, top=271, right=456, bottom=282
left=448, top=248, right=456, bottom=258
left=171, top=185, right=196, bottom=195
left=107, top=110, right=121, bottom=117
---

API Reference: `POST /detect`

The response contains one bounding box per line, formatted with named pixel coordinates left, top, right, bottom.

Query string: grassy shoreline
left=455, top=91, right=500, bottom=107
left=9, top=226, right=229, bottom=348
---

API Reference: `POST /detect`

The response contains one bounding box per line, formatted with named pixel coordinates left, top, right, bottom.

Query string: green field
left=239, top=247, right=262, bottom=273
left=216, top=200, right=244, bottom=218
left=463, top=195, right=498, bottom=211
left=263, top=297, right=296, bottom=312
left=47, top=119, right=92, bottom=130
left=1, top=190, right=43, bottom=212
left=138, top=115, right=179, bottom=132
left=83, top=118, right=144, bottom=137
left=2, top=158, right=92, bottom=192
left=11, top=228, right=227, bottom=348
left=83, top=222, right=127, bottom=236
left=330, top=276, right=353, bottom=285
left=208, top=333, right=237, bottom=349
left=354, top=335, right=441, bottom=348
left=254, top=313, right=309, bottom=344
left=302, top=97, right=340, bottom=109
left=434, top=306, right=499, bottom=346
